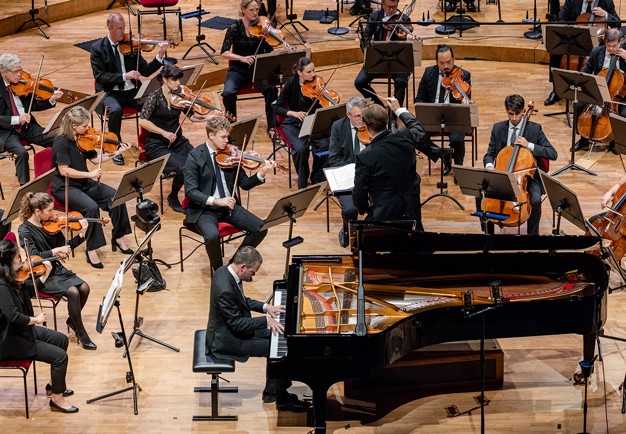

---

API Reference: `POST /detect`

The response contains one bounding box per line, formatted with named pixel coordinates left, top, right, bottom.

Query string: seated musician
left=444, top=0, right=477, bottom=12
left=329, top=96, right=367, bottom=248
left=205, top=246, right=310, bottom=412
left=415, top=44, right=471, bottom=175
left=184, top=117, right=274, bottom=273
left=601, top=175, right=626, bottom=210
left=354, top=0, right=414, bottom=118
left=544, top=0, right=620, bottom=107
left=90, top=12, right=168, bottom=166
left=0, top=53, right=63, bottom=185
left=482, top=94, right=558, bottom=235
left=353, top=96, right=426, bottom=229
left=574, top=28, right=626, bottom=152
left=0, top=208, right=10, bottom=241
left=272, top=57, right=330, bottom=190
left=221, top=0, right=281, bottom=137
left=349, top=0, right=372, bottom=16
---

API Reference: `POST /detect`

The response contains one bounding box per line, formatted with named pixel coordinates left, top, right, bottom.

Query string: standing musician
left=51, top=106, right=133, bottom=269
left=355, top=0, right=414, bottom=112
left=272, top=57, right=330, bottom=190
left=18, top=192, right=96, bottom=350
left=482, top=94, right=558, bottom=235
left=220, top=0, right=281, bottom=137
left=353, top=97, right=426, bottom=227
left=544, top=0, right=620, bottom=106
left=184, top=117, right=275, bottom=273
left=329, top=96, right=367, bottom=248
left=0, top=53, right=63, bottom=185
left=415, top=44, right=471, bottom=175
left=90, top=12, right=168, bottom=166
left=139, top=64, right=209, bottom=214
left=0, top=240, right=78, bottom=413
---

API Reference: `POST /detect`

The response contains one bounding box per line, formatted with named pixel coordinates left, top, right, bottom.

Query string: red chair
left=137, top=0, right=183, bottom=41
left=33, top=148, right=65, bottom=211
left=178, top=197, right=245, bottom=273
left=135, top=127, right=176, bottom=214
left=19, top=140, right=36, bottom=156
left=271, top=111, right=294, bottom=188
left=0, top=360, right=37, bottom=419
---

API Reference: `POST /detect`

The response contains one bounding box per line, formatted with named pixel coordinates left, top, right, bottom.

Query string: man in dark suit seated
left=353, top=97, right=426, bottom=229
left=205, top=246, right=311, bottom=412
left=90, top=12, right=168, bottom=166
left=328, top=96, right=367, bottom=248
left=415, top=44, right=471, bottom=176
left=544, top=0, right=620, bottom=106
left=481, top=94, right=558, bottom=235
left=184, top=117, right=274, bottom=273
left=0, top=53, right=62, bottom=185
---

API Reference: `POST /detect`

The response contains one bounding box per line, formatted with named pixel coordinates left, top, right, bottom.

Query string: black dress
left=18, top=221, right=85, bottom=297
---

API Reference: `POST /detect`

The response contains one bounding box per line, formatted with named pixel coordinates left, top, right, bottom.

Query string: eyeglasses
left=8, top=68, right=23, bottom=75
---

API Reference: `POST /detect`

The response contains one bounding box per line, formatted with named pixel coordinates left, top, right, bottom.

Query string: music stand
left=299, top=103, right=346, bottom=140
left=609, top=113, right=626, bottom=170
left=550, top=68, right=610, bottom=177
left=252, top=48, right=310, bottom=89
left=261, top=182, right=325, bottom=277
left=454, top=165, right=520, bottom=234
left=364, top=41, right=415, bottom=101
left=43, top=92, right=105, bottom=136
left=415, top=102, right=475, bottom=210
left=280, top=0, right=309, bottom=44
left=230, top=115, right=261, bottom=148
left=543, top=25, right=597, bottom=127
left=0, top=169, right=55, bottom=226
left=135, top=64, right=204, bottom=101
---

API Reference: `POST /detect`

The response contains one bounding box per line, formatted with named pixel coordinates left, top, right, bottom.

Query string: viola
left=41, top=210, right=109, bottom=235
left=301, top=75, right=341, bottom=108
left=118, top=33, right=178, bottom=55
left=441, top=66, right=472, bottom=103
left=215, top=144, right=287, bottom=171
left=16, top=255, right=59, bottom=283
left=248, top=16, right=288, bottom=48
left=10, top=70, right=88, bottom=104
left=76, top=127, right=127, bottom=154
left=357, top=126, right=371, bottom=145
left=481, top=102, right=538, bottom=228
left=169, top=85, right=235, bottom=121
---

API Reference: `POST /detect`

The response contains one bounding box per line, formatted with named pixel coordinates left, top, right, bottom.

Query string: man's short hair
left=362, top=104, right=388, bottom=134
left=232, top=246, right=262, bottom=268
left=504, top=94, right=525, bottom=113
left=206, top=116, right=232, bottom=136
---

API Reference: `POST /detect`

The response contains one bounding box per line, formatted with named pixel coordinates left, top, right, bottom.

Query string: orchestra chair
left=137, top=0, right=183, bottom=41
left=0, top=360, right=37, bottom=419
left=191, top=329, right=237, bottom=421
left=19, top=140, right=36, bottom=156
left=178, top=197, right=246, bottom=274
left=135, top=127, right=176, bottom=215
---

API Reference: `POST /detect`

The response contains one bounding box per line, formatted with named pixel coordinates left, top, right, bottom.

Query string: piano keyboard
left=269, top=287, right=287, bottom=359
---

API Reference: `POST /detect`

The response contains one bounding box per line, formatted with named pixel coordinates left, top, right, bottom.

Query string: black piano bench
left=192, top=329, right=238, bottom=421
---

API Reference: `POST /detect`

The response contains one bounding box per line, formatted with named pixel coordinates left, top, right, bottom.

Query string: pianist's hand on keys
left=267, top=304, right=285, bottom=335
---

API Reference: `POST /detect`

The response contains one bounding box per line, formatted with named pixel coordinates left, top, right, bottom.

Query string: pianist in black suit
left=205, top=247, right=310, bottom=412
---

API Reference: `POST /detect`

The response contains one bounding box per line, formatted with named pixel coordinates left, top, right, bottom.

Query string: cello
left=591, top=183, right=626, bottom=261
left=482, top=102, right=538, bottom=228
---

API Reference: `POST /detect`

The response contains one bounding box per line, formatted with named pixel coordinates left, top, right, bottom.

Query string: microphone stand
left=17, top=0, right=51, bottom=39
left=523, top=0, right=542, bottom=40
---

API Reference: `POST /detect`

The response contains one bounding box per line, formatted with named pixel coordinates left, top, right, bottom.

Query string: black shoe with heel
left=85, top=252, right=103, bottom=269
left=67, top=318, right=97, bottom=350
left=49, top=399, right=79, bottom=413
left=45, top=384, right=74, bottom=397
left=112, top=239, right=133, bottom=254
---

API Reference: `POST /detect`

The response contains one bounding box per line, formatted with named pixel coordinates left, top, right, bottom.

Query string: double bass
left=482, top=102, right=537, bottom=227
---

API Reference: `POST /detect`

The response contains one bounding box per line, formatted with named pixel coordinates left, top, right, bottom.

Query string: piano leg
left=312, top=385, right=330, bottom=434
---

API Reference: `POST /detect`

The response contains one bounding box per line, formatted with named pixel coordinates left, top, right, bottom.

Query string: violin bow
left=27, top=55, right=45, bottom=116
left=98, top=106, right=108, bottom=185
left=174, top=80, right=208, bottom=138
left=232, top=134, right=249, bottom=204
left=22, top=238, right=45, bottom=322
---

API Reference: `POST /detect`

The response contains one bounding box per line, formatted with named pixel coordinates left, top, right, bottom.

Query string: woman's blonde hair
left=58, top=106, right=90, bottom=140
left=19, top=192, right=53, bottom=222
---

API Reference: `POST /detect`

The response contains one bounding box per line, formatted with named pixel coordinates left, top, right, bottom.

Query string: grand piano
left=267, top=223, right=609, bottom=433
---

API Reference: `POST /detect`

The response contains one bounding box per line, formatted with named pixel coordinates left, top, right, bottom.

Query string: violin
left=591, top=183, right=626, bottom=261
left=11, top=70, right=56, bottom=100
left=301, top=75, right=341, bottom=108
left=76, top=127, right=128, bottom=154
left=481, top=102, right=538, bottom=228
left=118, top=33, right=178, bottom=55
left=41, top=210, right=109, bottom=235
left=15, top=255, right=59, bottom=283
left=441, top=66, right=472, bottom=103
left=248, top=16, right=288, bottom=48
left=382, top=11, right=415, bottom=40
left=357, top=126, right=371, bottom=145
left=169, top=85, right=235, bottom=121
left=215, top=144, right=287, bottom=171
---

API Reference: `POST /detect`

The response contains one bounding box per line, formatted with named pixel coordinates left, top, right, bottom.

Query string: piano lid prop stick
left=355, top=249, right=367, bottom=336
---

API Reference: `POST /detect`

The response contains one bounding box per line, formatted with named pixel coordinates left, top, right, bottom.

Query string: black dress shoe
left=85, top=252, right=104, bottom=269
left=465, top=1, right=476, bottom=12
left=262, top=391, right=277, bottom=403
left=46, top=384, right=74, bottom=397
left=544, top=91, right=561, bottom=106
left=609, top=141, right=619, bottom=155
left=112, top=154, right=125, bottom=166
left=442, top=157, right=452, bottom=176
left=49, top=399, right=79, bottom=413
left=167, top=194, right=184, bottom=213
left=276, top=393, right=311, bottom=413
left=111, top=239, right=133, bottom=254
left=570, top=138, right=589, bottom=152
left=338, top=229, right=349, bottom=248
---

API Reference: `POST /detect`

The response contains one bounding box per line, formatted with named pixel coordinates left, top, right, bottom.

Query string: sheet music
left=324, top=164, right=355, bottom=193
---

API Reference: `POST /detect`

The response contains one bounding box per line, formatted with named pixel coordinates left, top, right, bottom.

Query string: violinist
left=0, top=240, right=78, bottom=413
left=184, top=117, right=275, bottom=273
left=0, top=53, right=63, bottom=185
left=544, top=0, right=620, bottom=106
left=51, top=106, right=133, bottom=269
left=220, top=0, right=280, bottom=137
left=18, top=192, right=96, bottom=350
left=272, top=57, right=330, bottom=189
left=328, top=96, right=367, bottom=248
left=139, top=64, right=209, bottom=214
left=444, top=0, right=477, bottom=13
left=90, top=13, right=168, bottom=166
left=482, top=95, right=557, bottom=235
left=415, top=44, right=471, bottom=175
left=355, top=0, right=413, bottom=113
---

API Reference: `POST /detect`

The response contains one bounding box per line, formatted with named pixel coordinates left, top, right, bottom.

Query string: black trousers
left=249, top=328, right=291, bottom=396
left=33, top=326, right=69, bottom=395
left=338, top=194, right=358, bottom=232
left=1, top=122, right=53, bottom=184
left=354, top=67, right=408, bottom=107
left=192, top=205, right=267, bottom=271
left=99, top=90, right=142, bottom=143
left=280, top=118, right=329, bottom=189
left=221, top=69, right=277, bottom=129
left=145, top=136, right=193, bottom=197
left=52, top=181, right=131, bottom=251
left=422, top=131, right=466, bottom=166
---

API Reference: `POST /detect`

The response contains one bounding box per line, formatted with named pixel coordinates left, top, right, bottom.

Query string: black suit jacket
left=353, top=110, right=425, bottom=220
left=90, top=37, right=163, bottom=93
left=329, top=117, right=359, bottom=167
left=184, top=144, right=265, bottom=225
left=415, top=65, right=471, bottom=104
left=0, top=84, right=52, bottom=147
left=205, top=265, right=267, bottom=362
left=581, top=45, right=626, bottom=75
left=0, top=279, right=38, bottom=360
left=558, top=0, right=620, bottom=24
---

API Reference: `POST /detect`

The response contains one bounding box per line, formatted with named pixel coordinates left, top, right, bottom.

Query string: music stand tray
left=610, top=113, right=626, bottom=156
left=111, top=155, right=169, bottom=208
left=539, top=171, right=587, bottom=233
left=135, top=64, right=204, bottom=100
left=299, top=104, right=347, bottom=139
left=252, top=48, right=311, bottom=88
left=230, top=115, right=261, bottom=148
left=43, top=93, right=105, bottom=136
left=1, top=169, right=56, bottom=225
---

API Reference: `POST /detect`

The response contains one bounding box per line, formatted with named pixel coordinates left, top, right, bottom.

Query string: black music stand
left=0, top=169, right=56, bottom=226
left=261, top=182, right=325, bottom=278
left=17, top=0, right=50, bottom=39
left=543, top=25, right=597, bottom=127
left=230, top=115, right=261, bottom=148
left=364, top=41, right=414, bottom=102
left=609, top=113, right=626, bottom=171
left=539, top=171, right=587, bottom=233
left=252, top=48, right=310, bottom=89
left=454, top=166, right=520, bottom=234
left=182, top=2, right=218, bottom=64
left=415, top=102, right=473, bottom=210
left=43, top=93, right=105, bottom=136
left=299, top=103, right=346, bottom=140
left=550, top=68, right=610, bottom=177
left=135, top=64, right=203, bottom=101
